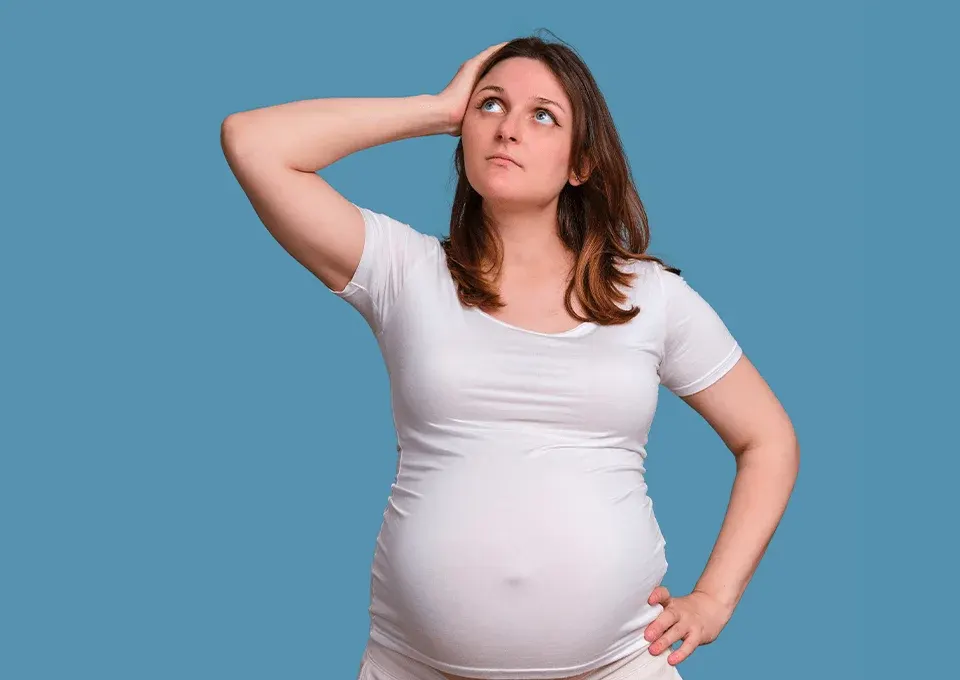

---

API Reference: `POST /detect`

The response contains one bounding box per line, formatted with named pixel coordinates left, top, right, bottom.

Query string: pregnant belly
left=369, top=453, right=669, bottom=673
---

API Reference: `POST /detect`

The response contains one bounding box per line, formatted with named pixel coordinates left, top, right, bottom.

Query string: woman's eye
left=535, top=110, right=556, bottom=124
left=478, top=98, right=556, bottom=125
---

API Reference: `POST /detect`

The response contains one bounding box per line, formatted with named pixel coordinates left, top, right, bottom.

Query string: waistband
left=361, top=635, right=671, bottom=680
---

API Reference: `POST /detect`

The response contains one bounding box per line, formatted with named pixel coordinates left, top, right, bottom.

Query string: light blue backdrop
left=2, top=1, right=868, bottom=678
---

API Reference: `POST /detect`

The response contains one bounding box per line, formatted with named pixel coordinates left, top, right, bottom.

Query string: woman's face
left=461, top=57, right=583, bottom=207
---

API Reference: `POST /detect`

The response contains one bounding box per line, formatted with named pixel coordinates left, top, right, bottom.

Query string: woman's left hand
left=643, top=586, right=734, bottom=665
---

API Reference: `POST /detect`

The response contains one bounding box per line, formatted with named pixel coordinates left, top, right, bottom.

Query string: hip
left=357, top=634, right=684, bottom=680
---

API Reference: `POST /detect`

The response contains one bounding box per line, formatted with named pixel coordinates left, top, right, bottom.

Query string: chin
left=475, top=185, right=531, bottom=206
left=468, top=172, right=526, bottom=201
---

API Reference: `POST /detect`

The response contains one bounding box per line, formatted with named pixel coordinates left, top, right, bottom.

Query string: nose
left=496, top=113, right=521, bottom=143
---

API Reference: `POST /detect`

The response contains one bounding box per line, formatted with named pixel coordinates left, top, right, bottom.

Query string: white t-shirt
left=331, top=205, right=743, bottom=680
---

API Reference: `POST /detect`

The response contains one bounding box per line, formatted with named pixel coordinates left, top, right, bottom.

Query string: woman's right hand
left=436, top=42, right=509, bottom=137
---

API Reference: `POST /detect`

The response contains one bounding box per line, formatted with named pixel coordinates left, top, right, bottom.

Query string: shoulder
left=333, top=204, right=445, bottom=335
left=352, top=203, right=444, bottom=268
left=354, top=204, right=441, bottom=246
left=616, top=256, right=672, bottom=300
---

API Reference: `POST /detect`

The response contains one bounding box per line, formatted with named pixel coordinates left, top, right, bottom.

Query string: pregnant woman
left=221, top=35, right=800, bottom=680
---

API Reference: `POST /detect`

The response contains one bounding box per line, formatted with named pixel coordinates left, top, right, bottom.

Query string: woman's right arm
left=220, top=95, right=456, bottom=292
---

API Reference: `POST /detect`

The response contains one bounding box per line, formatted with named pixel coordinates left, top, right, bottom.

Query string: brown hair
left=440, top=32, right=680, bottom=326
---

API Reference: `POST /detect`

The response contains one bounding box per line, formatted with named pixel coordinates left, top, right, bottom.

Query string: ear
left=568, top=158, right=591, bottom=186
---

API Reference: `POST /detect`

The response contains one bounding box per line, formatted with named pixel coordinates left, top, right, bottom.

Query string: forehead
left=474, top=58, right=569, bottom=106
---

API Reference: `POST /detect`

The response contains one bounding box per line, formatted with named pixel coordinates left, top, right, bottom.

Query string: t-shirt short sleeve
left=656, top=265, right=743, bottom=397
left=331, top=204, right=437, bottom=336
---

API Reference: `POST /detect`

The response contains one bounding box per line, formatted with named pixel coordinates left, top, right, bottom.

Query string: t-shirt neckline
left=472, top=307, right=598, bottom=338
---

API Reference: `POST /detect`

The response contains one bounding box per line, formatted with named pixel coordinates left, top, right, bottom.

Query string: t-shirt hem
left=329, top=205, right=376, bottom=306
left=368, top=626, right=653, bottom=680
left=670, top=342, right=743, bottom=397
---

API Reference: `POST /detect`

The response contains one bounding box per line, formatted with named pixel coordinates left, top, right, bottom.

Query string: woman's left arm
left=643, top=352, right=800, bottom=666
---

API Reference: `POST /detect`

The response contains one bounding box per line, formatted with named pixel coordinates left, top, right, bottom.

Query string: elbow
left=220, top=114, right=271, bottom=167
left=220, top=114, right=248, bottom=157
left=737, top=429, right=800, bottom=479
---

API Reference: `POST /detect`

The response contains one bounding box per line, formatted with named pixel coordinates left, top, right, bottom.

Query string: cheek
left=461, top=113, right=486, bottom=148
left=529, top=138, right=573, bottom=182
left=460, top=121, right=486, bottom=169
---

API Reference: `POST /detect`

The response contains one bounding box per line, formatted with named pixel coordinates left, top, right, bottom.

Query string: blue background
left=5, top=1, right=944, bottom=678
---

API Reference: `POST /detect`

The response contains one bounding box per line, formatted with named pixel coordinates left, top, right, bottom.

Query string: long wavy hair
left=440, top=33, right=680, bottom=326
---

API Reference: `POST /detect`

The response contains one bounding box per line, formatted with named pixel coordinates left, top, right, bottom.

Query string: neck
left=483, top=199, right=572, bottom=274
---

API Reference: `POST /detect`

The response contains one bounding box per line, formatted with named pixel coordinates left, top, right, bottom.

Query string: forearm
left=221, top=94, right=453, bottom=172
left=693, top=440, right=799, bottom=613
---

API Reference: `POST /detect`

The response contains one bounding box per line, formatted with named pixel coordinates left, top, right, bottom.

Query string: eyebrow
left=475, top=85, right=566, bottom=113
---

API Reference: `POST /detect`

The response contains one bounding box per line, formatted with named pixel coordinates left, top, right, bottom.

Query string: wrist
left=420, top=93, right=459, bottom=135
left=692, top=586, right=739, bottom=617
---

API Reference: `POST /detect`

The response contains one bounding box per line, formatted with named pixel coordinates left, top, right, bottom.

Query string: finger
left=666, top=633, right=701, bottom=666
left=477, top=42, right=507, bottom=60
left=648, top=585, right=671, bottom=606
left=644, top=607, right=679, bottom=642
left=649, top=618, right=686, bottom=655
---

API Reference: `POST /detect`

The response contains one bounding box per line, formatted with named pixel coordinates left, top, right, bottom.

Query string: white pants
left=356, top=637, right=684, bottom=680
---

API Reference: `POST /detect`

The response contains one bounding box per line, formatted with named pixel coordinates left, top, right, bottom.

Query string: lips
left=488, top=154, right=521, bottom=168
